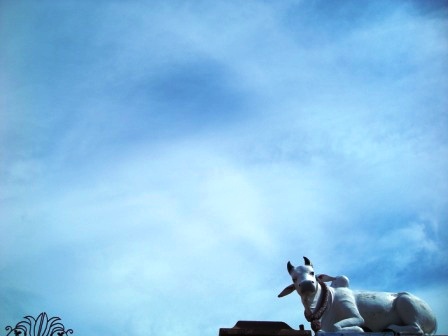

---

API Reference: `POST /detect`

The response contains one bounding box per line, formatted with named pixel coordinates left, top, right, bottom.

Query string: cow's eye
left=310, top=272, right=315, bottom=276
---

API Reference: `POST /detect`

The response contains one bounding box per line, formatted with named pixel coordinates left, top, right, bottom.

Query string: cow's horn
left=303, top=256, right=313, bottom=266
left=287, top=261, right=294, bottom=274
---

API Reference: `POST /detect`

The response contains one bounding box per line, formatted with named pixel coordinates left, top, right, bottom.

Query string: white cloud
left=377, top=221, right=438, bottom=265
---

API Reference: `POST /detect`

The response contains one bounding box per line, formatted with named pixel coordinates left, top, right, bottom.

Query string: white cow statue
left=278, top=257, right=437, bottom=335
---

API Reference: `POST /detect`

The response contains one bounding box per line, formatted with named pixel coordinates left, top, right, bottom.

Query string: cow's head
left=278, top=256, right=317, bottom=298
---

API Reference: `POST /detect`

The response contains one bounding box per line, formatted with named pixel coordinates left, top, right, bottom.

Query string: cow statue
left=278, top=257, right=437, bottom=335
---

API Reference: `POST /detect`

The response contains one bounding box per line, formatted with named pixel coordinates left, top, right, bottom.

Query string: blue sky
left=1, top=0, right=447, bottom=335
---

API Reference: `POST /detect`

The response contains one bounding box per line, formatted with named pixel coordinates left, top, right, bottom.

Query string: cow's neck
left=301, top=282, right=322, bottom=316
left=301, top=281, right=332, bottom=332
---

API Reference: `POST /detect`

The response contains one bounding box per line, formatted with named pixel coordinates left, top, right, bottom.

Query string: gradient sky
left=1, top=1, right=447, bottom=335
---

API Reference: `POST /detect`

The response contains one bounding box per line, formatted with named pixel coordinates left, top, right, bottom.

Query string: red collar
left=304, top=281, right=330, bottom=332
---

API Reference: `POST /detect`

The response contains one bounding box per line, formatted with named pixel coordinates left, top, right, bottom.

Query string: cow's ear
left=317, top=274, right=336, bottom=282
left=278, top=284, right=295, bottom=297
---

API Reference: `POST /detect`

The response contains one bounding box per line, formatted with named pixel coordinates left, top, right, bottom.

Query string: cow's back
left=353, top=290, right=402, bottom=331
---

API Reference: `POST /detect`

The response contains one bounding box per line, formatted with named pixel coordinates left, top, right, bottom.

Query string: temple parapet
left=219, top=321, right=311, bottom=336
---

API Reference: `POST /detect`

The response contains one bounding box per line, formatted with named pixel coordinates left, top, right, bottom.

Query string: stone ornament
left=5, top=312, right=73, bottom=336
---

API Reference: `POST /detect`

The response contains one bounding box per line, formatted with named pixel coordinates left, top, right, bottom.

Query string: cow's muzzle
left=299, top=280, right=316, bottom=294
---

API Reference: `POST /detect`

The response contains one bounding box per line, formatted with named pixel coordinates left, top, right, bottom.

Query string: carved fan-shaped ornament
left=5, top=312, right=73, bottom=336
